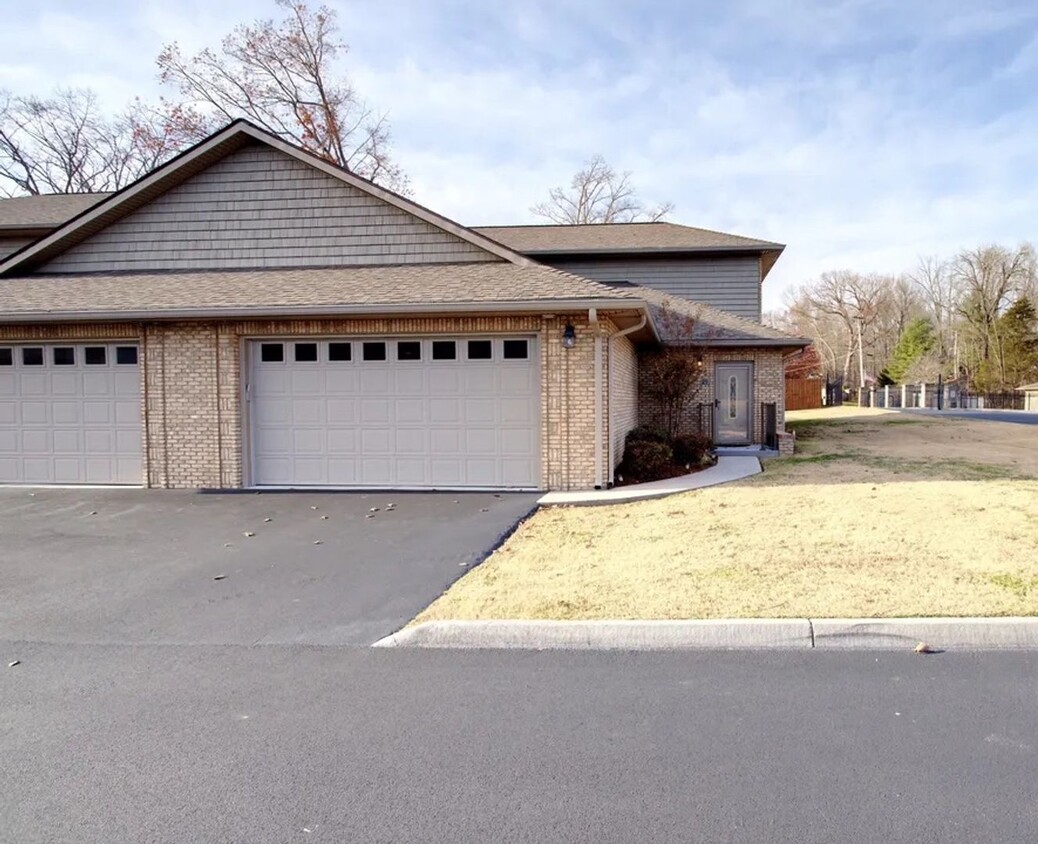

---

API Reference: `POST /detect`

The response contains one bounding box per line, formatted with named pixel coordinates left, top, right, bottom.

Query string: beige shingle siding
left=608, top=331, right=638, bottom=476
left=40, top=145, right=500, bottom=272
left=0, top=237, right=33, bottom=260
left=547, top=256, right=762, bottom=321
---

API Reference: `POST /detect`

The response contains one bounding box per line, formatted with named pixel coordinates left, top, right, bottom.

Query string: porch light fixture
left=562, top=324, right=577, bottom=349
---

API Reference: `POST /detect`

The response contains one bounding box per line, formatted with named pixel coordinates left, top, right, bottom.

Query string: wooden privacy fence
left=785, top=378, right=823, bottom=411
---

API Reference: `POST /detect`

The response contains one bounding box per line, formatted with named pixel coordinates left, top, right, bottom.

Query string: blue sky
left=2, top=0, right=1037, bottom=309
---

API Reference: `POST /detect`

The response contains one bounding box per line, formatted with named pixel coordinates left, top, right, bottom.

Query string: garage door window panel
left=397, top=341, right=422, bottom=361
left=0, top=349, right=12, bottom=366
left=22, top=348, right=44, bottom=366
left=362, top=342, right=387, bottom=362
left=467, top=340, right=493, bottom=360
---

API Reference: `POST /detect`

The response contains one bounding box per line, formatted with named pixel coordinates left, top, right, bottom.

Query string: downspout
left=606, top=309, right=649, bottom=486
left=590, top=309, right=603, bottom=489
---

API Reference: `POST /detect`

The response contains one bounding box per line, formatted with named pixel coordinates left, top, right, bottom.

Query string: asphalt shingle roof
left=0, top=193, right=111, bottom=229
left=627, top=284, right=808, bottom=347
left=0, top=262, right=636, bottom=319
left=474, top=222, right=783, bottom=253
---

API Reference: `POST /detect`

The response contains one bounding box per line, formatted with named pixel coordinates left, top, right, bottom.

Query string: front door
left=714, top=362, right=753, bottom=445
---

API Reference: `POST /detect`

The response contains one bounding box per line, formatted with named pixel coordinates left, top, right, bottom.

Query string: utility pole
left=856, top=315, right=866, bottom=390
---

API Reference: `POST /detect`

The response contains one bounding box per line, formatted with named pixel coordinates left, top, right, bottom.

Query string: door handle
left=714, top=399, right=720, bottom=408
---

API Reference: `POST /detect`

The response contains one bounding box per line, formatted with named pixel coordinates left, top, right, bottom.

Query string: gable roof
left=0, top=121, right=534, bottom=275
left=0, top=262, right=645, bottom=323
left=623, top=283, right=809, bottom=349
left=474, top=222, right=783, bottom=254
left=0, top=193, right=111, bottom=232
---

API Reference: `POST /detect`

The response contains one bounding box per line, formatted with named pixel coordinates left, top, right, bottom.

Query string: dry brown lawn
left=417, top=408, right=1038, bottom=621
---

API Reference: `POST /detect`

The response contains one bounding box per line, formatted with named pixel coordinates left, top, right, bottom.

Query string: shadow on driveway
left=0, top=488, right=538, bottom=646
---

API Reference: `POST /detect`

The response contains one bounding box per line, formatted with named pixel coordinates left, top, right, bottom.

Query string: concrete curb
left=372, top=618, right=1038, bottom=651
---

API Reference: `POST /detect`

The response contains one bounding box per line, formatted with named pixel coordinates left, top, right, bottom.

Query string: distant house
left=0, top=120, right=808, bottom=490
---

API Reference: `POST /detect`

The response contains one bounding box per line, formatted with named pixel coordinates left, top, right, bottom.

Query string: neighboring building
left=0, top=120, right=808, bottom=491
left=1019, top=383, right=1038, bottom=412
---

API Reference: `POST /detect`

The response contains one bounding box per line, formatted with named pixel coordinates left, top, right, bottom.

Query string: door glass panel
left=728, top=375, right=738, bottom=419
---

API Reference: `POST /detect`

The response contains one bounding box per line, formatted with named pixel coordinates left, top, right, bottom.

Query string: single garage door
left=0, top=342, right=142, bottom=484
left=249, top=336, right=540, bottom=488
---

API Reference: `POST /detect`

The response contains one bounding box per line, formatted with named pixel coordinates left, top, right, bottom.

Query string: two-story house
left=0, top=120, right=807, bottom=491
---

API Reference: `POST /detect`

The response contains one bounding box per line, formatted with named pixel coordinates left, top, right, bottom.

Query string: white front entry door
left=0, top=342, right=142, bottom=484
left=248, top=337, right=540, bottom=488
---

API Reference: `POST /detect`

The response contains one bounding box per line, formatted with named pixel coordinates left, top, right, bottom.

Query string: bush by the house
left=619, top=440, right=674, bottom=480
left=672, top=432, right=712, bottom=467
left=624, top=425, right=670, bottom=445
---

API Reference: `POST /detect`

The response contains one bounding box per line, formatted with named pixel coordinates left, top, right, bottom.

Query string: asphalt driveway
left=0, top=488, right=538, bottom=646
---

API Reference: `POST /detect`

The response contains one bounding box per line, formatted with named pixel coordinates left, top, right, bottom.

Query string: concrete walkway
left=538, top=455, right=761, bottom=506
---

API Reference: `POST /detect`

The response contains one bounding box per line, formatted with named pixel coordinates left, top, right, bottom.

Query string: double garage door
left=0, top=342, right=142, bottom=484
left=249, top=336, right=540, bottom=489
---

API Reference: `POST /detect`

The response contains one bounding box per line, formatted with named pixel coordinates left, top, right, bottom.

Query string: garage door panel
left=250, top=337, right=538, bottom=488
left=430, top=459, right=463, bottom=485
left=396, top=458, right=426, bottom=485
left=327, top=398, right=356, bottom=423
left=0, top=430, right=16, bottom=451
left=0, top=374, right=15, bottom=395
left=85, top=430, right=113, bottom=453
left=360, top=457, right=392, bottom=484
left=53, top=430, right=82, bottom=453
left=395, top=428, right=427, bottom=453
left=429, top=429, right=460, bottom=454
left=114, top=372, right=140, bottom=396
left=360, top=399, right=390, bottom=424
left=82, top=372, right=112, bottom=396
left=326, top=458, right=357, bottom=484
left=115, top=430, right=141, bottom=454
left=394, top=369, right=425, bottom=392
left=54, top=458, right=83, bottom=483
left=292, top=428, right=324, bottom=453
left=22, top=458, right=52, bottom=483
left=326, top=428, right=357, bottom=453
left=19, top=374, right=47, bottom=396
left=22, top=430, right=51, bottom=452
left=464, top=429, right=496, bottom=454
left=114, top=401, right=140, bottom=426
left=52, top=402, right=82, bottom=425
left=21, top=402, right=49, bottom=424
left=50, top=372, right=80, bottom=395
left=359, top=369, right=390, bottom=392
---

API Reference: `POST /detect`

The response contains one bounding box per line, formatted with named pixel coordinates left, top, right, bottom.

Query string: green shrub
left=624, top=425, right=669, bottom=446
left=672, top=432, right=712, bottom=466
left=620, top=440, right=673, bottom=480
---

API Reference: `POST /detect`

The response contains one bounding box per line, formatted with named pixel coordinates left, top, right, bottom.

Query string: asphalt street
left=3, top=644, right=1037, bottom=843
left=904, top=408, right=1038, bottom=426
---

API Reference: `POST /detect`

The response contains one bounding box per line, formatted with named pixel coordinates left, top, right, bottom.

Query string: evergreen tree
left=997, top=298, right=1038, bottom=388
left=882, top=318, right=936, bottom=384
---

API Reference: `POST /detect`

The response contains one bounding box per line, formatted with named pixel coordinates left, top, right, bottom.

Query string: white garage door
left=249, top=336, right=540, bottom=488
left=0, top=342, right=142, bottom=485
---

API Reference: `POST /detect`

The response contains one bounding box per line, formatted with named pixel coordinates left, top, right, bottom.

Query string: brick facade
left=0, top=321, right=791, bottom=490
left=0, top=316, right=606, bottom=491
left=637, top=346, right=787, bottom=445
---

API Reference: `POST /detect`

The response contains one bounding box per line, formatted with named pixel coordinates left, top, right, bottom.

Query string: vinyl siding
left=42, top=145, right=501, bottom=272
left=544, top=255, right=762, bottom=321
left=0, top=237, right=34, bottom=260
left=608, top=331, right=638, bottom=477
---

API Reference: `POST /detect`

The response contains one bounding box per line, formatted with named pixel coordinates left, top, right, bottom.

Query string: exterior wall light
left=562, top=324, right=577, bottom=349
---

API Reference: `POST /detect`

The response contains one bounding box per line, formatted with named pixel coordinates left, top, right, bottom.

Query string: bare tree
left=155, top=0, right=406, bottom=191
left=532, top=154, right=673, bottom=224
left=0, top=88, right=162, bottom=196
left=907, top=255, right=955, bottom=361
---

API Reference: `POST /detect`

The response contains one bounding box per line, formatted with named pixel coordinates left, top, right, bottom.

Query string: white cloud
left=3, top=0, right=1037, bottom=314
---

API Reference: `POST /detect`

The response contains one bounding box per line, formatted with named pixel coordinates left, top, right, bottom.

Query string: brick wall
left=0, top=315, right=616, bottom=490
left=638, top=345, right=787, bottom=445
